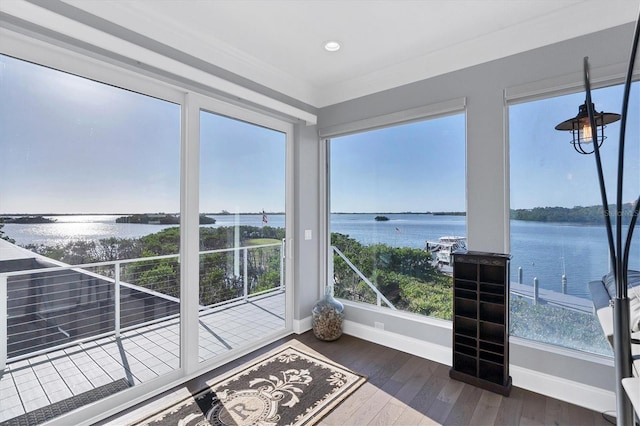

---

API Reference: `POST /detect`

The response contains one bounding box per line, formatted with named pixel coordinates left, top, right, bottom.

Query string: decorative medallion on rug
left=136, top=346, right=366, bottom=425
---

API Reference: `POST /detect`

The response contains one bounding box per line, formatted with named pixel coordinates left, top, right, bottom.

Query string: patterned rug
left=135, top=346, right=366, bottom=425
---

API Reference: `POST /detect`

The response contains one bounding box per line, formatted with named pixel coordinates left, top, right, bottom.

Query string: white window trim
left=319, top=97, right=466, bottom=139
left=182, top=93, right=295, bottom=374
left=504, top=60, right=637, bottom=105
left=321, top=98, right=467, bottom=319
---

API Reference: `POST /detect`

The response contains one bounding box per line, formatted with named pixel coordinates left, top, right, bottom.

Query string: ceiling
left=4, top=0, right=640, bottom=108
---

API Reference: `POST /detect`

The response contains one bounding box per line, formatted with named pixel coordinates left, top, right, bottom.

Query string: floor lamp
left=555, top=12, right=640, bottom=426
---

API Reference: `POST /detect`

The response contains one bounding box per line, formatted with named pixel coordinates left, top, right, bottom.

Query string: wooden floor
left=103, top=331, right=615, bottom=426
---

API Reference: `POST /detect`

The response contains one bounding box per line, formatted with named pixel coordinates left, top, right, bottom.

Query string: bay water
left=4, top=213, right=639, bottom=299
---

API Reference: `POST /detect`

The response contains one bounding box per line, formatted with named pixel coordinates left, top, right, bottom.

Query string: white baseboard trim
left=293, top=315, right=312, bottom=334
left=343, top=319, right=452, bottom=367
left=510, top=365, right=616, bottom=414
left=341, top=320, right=615, bottom=414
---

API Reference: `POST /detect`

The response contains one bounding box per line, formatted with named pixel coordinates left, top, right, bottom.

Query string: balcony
left=0, top=242, right=286, bottom=424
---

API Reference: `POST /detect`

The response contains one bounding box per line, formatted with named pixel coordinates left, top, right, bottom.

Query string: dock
left=510, top=282, right=594, bottom=313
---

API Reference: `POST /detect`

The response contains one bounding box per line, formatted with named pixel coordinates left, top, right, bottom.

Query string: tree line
left=511, top=203, right=637, bottom=224
left=23, top=225, right=285, bottom=306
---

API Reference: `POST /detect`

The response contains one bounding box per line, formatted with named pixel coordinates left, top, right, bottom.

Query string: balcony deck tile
left=0, top=381, right=19, bottom=397
left=20, top=392, right=49, bottom=412
left=42, top=382, right=73, bottom=403
left=28, top=354, right=50, bottom=365
left=83, top=368, right=110, bottom=380
left=14, top=372, right=40, bottom=389
left=11, top=368, right=36, bottom=382
left=0, top=374, right=16, bottom=395
left=0, top=401, right=25, bottom=423
left=61, top=371, right=91, bottom=389
left=36, top=371, right=64, bottom=385
left=1, top=395, right=23, bottom=410
left=68, top=381, right=96, bottom=396
left=1, top=291, right=285, bottom=424
left=31, top=362, right=58, bottom=374
left=9, top=360, right=30, bottom=370
left=149, top=363, right=175, bottom=376
left=88, top=374, right=118, bottom=388
left=51, top=359, right=76, bottom=372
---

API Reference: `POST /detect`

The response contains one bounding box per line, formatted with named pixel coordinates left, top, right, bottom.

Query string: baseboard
left=342, top=319, right=452, bottom=366
left=510, top=364, right=616, bottom=414
left=293, top=315, right=312, bottom=334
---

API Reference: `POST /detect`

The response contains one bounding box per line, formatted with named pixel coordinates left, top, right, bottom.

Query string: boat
left=425, top=236, right=467, bottom=266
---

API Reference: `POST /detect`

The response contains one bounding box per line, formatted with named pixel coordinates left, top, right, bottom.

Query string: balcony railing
left=0, top=242, right=283, bottom=370
left=331, top=246, right=396, bottom=310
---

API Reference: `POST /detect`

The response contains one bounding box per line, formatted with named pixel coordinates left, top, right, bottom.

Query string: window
left=509, top=82, right=639, bottom=355
left=0, top=54, right=181, bottom=420
left=198, top=110, right=288, bottom=362
left=329, top=113, right=466, bottom=320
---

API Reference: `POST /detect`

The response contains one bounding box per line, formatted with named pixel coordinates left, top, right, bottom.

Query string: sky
left=330, top=115, right=466, bottom=212
left=0, top=53, right=638, bottom=215
left=510, top=84, right=640, bottom=210
left=0, top=54, right=285, bottom=214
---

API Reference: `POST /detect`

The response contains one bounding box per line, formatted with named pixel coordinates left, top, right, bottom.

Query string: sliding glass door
left=197, top=104, right=292, bottom=363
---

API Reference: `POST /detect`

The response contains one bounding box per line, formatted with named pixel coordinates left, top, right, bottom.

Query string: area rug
left=135, top=346, right=366, bottom=425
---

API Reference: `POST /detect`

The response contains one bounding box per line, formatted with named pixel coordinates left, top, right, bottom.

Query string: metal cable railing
left=1, top=242, right=284, bottom=369
left=331, top=246, right=397, bottom=310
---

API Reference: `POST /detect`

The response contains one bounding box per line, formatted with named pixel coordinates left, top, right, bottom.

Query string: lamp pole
left=555, top=11, right=640, bottom=423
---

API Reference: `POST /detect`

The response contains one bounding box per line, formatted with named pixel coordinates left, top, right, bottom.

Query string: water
left=2, top=214, right=285, bottom=247
left=330, top=214, right=639, bottom=299
left=3, top=213, right=638, bottom=299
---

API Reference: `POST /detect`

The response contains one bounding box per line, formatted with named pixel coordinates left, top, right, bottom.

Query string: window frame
left=321, top=99, right=467, bottom=317
left=1, top=27, right=295, bottom=425
left=505, top=71, right=640, bottom=356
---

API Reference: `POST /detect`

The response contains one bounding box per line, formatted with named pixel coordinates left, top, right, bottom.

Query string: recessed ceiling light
left=323, top=41, right=341, bottom=52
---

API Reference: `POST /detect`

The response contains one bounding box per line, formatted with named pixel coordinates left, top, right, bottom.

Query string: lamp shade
left=555, top=102, right=621, bottom=154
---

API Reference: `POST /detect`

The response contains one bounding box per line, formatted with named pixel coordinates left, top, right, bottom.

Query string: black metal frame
left=582, top=11, right=640, bottom=426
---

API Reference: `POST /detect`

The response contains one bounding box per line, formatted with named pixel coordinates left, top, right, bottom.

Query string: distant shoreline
left=331, top=212, right=466, bottom=215
left=2, top=211, right=462, bottom=216
left=0, top=212, right=286, bottom=216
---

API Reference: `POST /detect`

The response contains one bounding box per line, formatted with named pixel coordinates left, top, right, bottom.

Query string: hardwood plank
left=394, top=368, right=450, bottom=425
left=443, top=383, right=484, bottom=425
left=341, top=353, right=429, bottom=425
left=321, top=381, right=379, bottom=425
left=566, top=403, right=599, bottom=426
left=468, top=390, right=502, bottom=425
left=342, top=384, right=394, bottom=425
left=369, top=357, right=437, bottom=426
left=494, top=385, right=524, bottom=426
left=422, top=377, right=465, bottom=424
left=519, top=388, right=548, bottom=425
left=544, top=394, right=567, bottom=425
